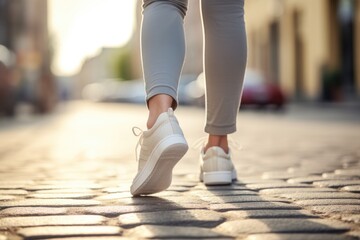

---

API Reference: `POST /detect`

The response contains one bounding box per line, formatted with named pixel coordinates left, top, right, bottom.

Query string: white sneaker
left=200, top=146, right=237, bottom=185
left=130, top=108, right=188, bottom=196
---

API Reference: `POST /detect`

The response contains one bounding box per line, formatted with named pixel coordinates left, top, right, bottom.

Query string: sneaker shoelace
left=132, top=126, right=144, bottom=162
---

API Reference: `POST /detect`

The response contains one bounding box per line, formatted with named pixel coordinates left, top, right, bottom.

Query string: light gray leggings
left=142, top=0, right=247, bottom=135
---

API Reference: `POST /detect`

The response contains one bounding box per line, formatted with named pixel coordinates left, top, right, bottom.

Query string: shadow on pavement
left=203, top=181, right=354, bottom=238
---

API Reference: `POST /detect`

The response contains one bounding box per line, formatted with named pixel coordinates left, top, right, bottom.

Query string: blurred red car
left=240, top=70, right=285, bottom=108
left=185, top=69, right=286, bottom=109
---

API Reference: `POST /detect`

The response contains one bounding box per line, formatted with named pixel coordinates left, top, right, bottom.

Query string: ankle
left=147, top=94, right=174, bottom=129
left=204, top=135, right=229, bottom=154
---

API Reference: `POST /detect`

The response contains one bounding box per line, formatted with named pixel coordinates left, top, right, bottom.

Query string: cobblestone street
left=0, top=101, right=360, bottom=239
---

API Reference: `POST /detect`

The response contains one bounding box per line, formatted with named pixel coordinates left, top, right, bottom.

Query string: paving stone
left=44, top=175, right=107, bottom=181
left=119, top=210, right=224, bottom=227
left=244, top=233, right=354, bottom=240
left=153, top=190, right=187, bottom=197
left=224, top=209, right=317, bottom=219
left=70, top=203, right=206, bottom=217
left=18, top=226, right=122, bottom=238
left=342, top=185, right=360, bottom=193
left=0, top=199, right=101, bottom=208
left=276, top=192, right=360, bottom=201
left=25, top=184, right=102, bottom=191
left=246, top=183, right=312, bottom=191
left=0, top=190, right=28, bottom=195
left=102, top=187, right=130, bottom=193
left=125, top=225, right=226, bottom=238
left=287, top=176, right=328, bottom=184
left=190, top=190, right=258, bottom=197
left=210, top=202, right=301, bottom=212
left=322, top=173, right=359, bottom=180
left=0, top=215, right=106, bottom=228
left=335, top=169, right=360, bottom=176
left=327, top=173, right=360, bottom=181
left=261, top=171, right=307, bottom=180
left=295, top=199, right=360, bottom=206
left=200, top=195, right=285, bottom=204
left=96, top=193, right=132, bottom=200
left=173, top=173, right=197, bottom=180
left=34, top=189, right=95, bottom=194
left=171, top=181, right=198, bottom=187
left=311, top=205, right=360, bottom=215
left=287, top=167, right=332, bottom=176
left=0, top=207, right=67, bottom=216
left=313, top=180, right=360, bottom=188
left=118, top=196, right=205, bottom=205
left=236, top=177, right=284, bottom=185
left=287, top=166, right=338, bottom=174
left=341, top=214, right=360, bottom=224
left=0, top=181, right=33, bottom=186
left=0, top=196, right=16, bottom=201
left=214, top=219, right=351, bottom=235
left=38, top=180, right=97, bottom=185
left=259, top=188, right=336, bottom=195
left=68, top=206, right=138, bottom=217
left=28, top=193, right=97, bottom=199
left=166, top=186, right=190, bottom=192
left=193, top=184, right=249, bottom=191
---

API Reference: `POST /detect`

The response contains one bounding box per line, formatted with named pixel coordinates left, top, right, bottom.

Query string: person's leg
left=200, top=0, right=247, bottom=152
left=198, top=0, right=247, bottom=185
left=130, top=0, right=189, bottom=196
left=141, top=0, right=188, bottom=129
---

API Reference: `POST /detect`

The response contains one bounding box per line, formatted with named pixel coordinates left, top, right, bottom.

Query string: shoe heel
left=203, top=171, right=232, bottom=185
left=130, top=135, right=188, bottom=196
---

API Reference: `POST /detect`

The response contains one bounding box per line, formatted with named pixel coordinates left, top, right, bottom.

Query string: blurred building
left=74, top=47, right=120, bottom=99
left=0, top=0, right=56, bottom=115
left=246, top=0, right=360, bottom=101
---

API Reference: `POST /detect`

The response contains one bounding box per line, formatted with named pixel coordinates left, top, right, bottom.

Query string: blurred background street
left=0, top=0, right=360, bottom=115
left=1, top=0, right=360, bottom=239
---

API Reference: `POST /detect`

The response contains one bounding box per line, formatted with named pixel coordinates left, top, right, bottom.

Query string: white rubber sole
left=130, top=134, right=188, bottom=196
left=202, top=170, right=237, bottom=186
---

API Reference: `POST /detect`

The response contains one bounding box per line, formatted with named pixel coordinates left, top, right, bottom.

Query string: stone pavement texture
left=0, top=102, right=359, bottom=239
